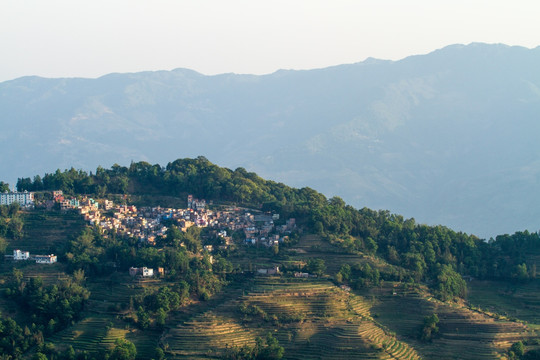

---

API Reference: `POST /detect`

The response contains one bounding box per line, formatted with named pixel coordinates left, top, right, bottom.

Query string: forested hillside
left=16, top=158, right=540, bottom=285
left=1, top=157, right=539, bottom=359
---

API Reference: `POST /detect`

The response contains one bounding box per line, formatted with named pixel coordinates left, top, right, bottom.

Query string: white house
left=142, top=267, right=153, bottom=277
left=13, top=249, right=30, bottom=260
left=129, top=266, right=154, bottom=277
left=257, top=266, right=280, bottom=275
left=34, top=254, right=57, bottom=264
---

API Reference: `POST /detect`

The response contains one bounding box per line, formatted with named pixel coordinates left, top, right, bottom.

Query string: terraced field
left=289, top=234, right=401, bottom=276
left=279, top=319, right=421, bottom=360
left=49, top=315, right=160, bottom=359
left=240, top=279, right=349, bottom=319
left=467, top=279, right=540, bottom=324
left=47, top=273, right=163, bottom=358
left=126, top=328, right=162, bottom=359
left=162, top=277, right=421, bottom=360
left=8, top=210, right=85, bottom=255
left=289, top=235, right=364, bottom=274
left=368, top=283, right=537, bottom=360
left=49, top=315, right=113, bottom=352
left=164, top=312, right=257, bottom=358
left=86, top=273, right=143, bottom=313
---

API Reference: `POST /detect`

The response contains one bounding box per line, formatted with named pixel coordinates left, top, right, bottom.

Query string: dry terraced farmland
left=368, top=283, right=537, bottom=360
left=162, top=277, right=421, bottom=360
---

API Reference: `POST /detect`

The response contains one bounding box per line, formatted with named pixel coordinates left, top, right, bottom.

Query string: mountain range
left=1, top=42, right=540, bottom=238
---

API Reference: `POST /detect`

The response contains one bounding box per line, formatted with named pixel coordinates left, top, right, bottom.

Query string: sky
left=1, top=0, right=539, bottom=82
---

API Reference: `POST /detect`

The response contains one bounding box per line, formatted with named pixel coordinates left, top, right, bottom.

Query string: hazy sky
left=1, top=0, right=539, bottom=82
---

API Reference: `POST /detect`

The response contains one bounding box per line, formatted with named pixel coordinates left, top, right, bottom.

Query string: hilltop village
left=51, top=191, right=296, bottom=250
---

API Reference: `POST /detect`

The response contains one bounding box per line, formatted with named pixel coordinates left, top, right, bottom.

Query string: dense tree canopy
left=0, top=181, right=9, bottom=192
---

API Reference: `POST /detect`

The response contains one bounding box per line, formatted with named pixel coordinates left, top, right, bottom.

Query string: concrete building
left=13, top=249, right=30, bottom=260
left=0, top=191, right=34, bottom=206
left=129, top=266, right=154, bottom=277
left=34, top=254, right=57, bottom=264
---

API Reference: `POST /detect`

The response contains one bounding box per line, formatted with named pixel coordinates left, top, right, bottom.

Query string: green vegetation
left=467, top=280, right=540, bottom=324
left=0, top=181, right=9, bottom=193
left=419, top=314, right=439, bottom=342
left=17, top=158, right=540, bottom=287
left=223, top=332, right=284, bottom=360
left=433, top=264, right=467, bottom=301
left=109, top=338, right=137, bottom=360
left=1, top=157, right=540, bottom=359
left=0, top=203, right=24, bottom=240
left=5, top=269, right=90, bottom=332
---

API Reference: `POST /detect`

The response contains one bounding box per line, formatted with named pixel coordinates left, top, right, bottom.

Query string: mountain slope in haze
left=2, top=42, right=540, bottom=238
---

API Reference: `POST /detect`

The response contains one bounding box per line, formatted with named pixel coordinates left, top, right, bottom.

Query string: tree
left=109, top=339, right=137, bottom=360
left=66, top=227, right=103, bottom=273
left=0, top=236, right=7, bottom=255
left=73, top=269, right=86, bottom=285
left=32, top=353, right=47, bottom=360
left=62, top=345, right=76, bottom=360
left=257, top=333, right=284, bottom=359
left=314, top=221, right=324, bottom=235
left=420, top=314, right=439, bottom=342
left=434, top=264, right=467, bottom=301
left=8, top=202, right=20, bottom=217
left=154, top=347, right=165, bottom=360
left=155, top=308, right=167, bottom=328
left=364, top=237, right=378, bottom=254
left=510, top=341, right=525, bottom=357
left=0, top=181, right=9, bottom=193
left=306, top=258, right=326, bottom=277
left=136, top=306, right=150, bottom=329
left=8, top=216, right=24, bottom=239
left=166, top=226, right=183, bottom=247
left=33, top=175, right=44, bottom=191
left=338, top=264, right=351, bottom=281
left=513, top=263, right=529, bottom=282
left=16, top=178, right=32, bottom=192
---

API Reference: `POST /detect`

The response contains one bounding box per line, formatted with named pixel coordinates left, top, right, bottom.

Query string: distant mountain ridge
left=2, top=42, right=540, bottom=238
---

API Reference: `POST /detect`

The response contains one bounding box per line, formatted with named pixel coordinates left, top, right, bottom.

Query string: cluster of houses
left=7, top=249, right=57, bottom=264
left=51, top=192, right=166, bottom=243
left=244, top=216, right=295, bottom=247
left=52, top=193, right=297, bottom=251
left=53, top=191, right=99, bottom=213
left=44, top=192, right=298, bottom=277
left=2, top=190, right=301, bottom=279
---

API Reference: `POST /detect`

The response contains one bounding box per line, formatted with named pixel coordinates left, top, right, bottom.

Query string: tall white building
left=0, top=191, right=34, bottom=206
